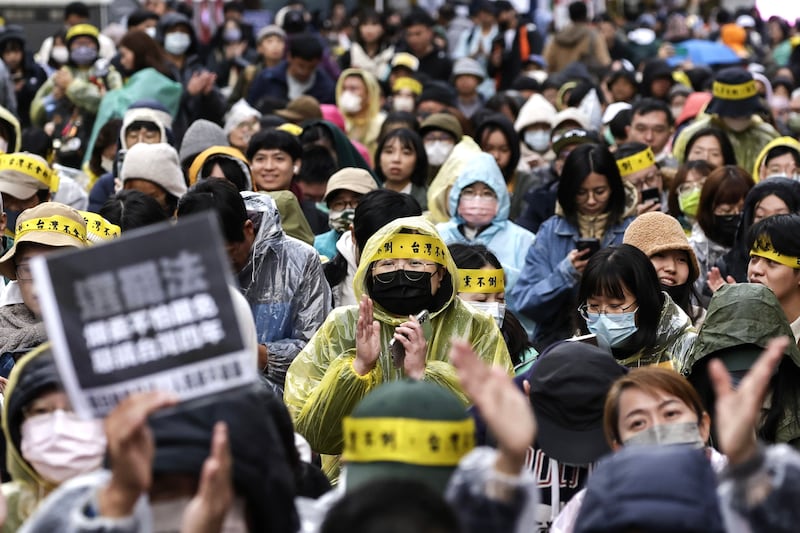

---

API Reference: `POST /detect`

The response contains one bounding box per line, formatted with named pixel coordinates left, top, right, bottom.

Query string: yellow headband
left=616, top=147, right=656, bottom=177
left=750, top=234, right=800, bottom=269
left=0, top=153, right=56, bottom=192
left=342, top=417, right=475, bottom=466
left=712, top=80, right=758, bottom=101
left=457, top=268, right=504, bottom=293
left=371, top=234, right=448, bottom=265
left=277, top=123, right=303, bottom=136
left=392, top=77, right=423, bottom=96
left=80, top=211, right=121, bottom=243
left=16, top=215, right=86, bottom=244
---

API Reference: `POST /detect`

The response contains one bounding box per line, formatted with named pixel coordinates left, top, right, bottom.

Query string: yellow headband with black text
left=16, top=215, right=87, bottom=244
left=616, top=147, right=656, bottom=177
left=750, top=234, right=800, bottom=269
left=371, top=234, right=448, bottom=265
left=457, top=268, right=505, bottom=293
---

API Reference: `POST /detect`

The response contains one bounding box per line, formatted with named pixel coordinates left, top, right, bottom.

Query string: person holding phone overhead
left=511, top=144, right=637, bottom=350
left=284, top=216, right=512, bottom=481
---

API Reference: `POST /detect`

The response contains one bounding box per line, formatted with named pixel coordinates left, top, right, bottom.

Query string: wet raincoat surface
left=284, top=216, right=512, bottom=457
left=436, top=153, right=536, bottom=333
left=1, top=348, right=61, bottom=532
left=686, top=284, right=800, bottom=446
left=426, top=136, right=483, bottom=223
left=239, top=192, right=331, bottom=390
left=613, top=292, right=696, bottom=371
left=751, top=136, right=800, bottom=182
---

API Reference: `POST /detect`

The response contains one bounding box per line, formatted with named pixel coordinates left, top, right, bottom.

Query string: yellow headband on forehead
left=457, top=268, right=504, bottom=293
left=712, top=80, right=758, bottom=101
left=371, top=234, right=448, bottom=265
left=0, top=153, right=56, bottom=192
left=80, top=211, right=121, bottom=243
left=342, top=417, right=475, bottom=466
left=16, top=215, right=86, bottom=244
left=750, top=234, right=800, bottom=269
left=616, top=147, right=656, bottom=177
left=392, top=77, right=423, bottom=96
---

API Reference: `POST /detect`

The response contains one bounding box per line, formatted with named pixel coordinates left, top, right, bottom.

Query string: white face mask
left=623, top=421, right=704, bottom=448
left=393, top=95, right=416, bottom=112
left=164, top=32, right=192, bottom=56
left=152, top=496, right=248, bottom=533
left=524, top=130, right=550, bottom=153
left=338, top=90, right=363, bottom=114
left=721, top=116, right=752, bottom=133
left=468, top=301, right=506, bottom=327
left=51, top=46, right=69, bottom=65
left=145, top=26, right=158, bottom=39
left=425, top=141, right=454, bottom=166
left=21, top=409, right=107, bottom=484
left=100, top=156, right=114, bottom=173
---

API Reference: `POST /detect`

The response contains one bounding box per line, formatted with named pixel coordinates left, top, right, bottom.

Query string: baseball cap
left=323, top=168, right=378, bottom=204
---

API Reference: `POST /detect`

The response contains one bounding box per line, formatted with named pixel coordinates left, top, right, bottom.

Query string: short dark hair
left=321, top=479, right=460, bottom=533
left=402, top=8, right=435, bottom=28
left=353, top=189, right=422, bottom=250
left=176, top=179, right=248, bottom=243
left=568, top=1, right=588, bottom=23
left=64, top=1, right=90, bottom=20
left=632, top=98, right=674, bottom=127
left=246, top=129, right=303, bottom=161
left=746, top=213, right=800, bottom=260
left=684, top=126, right=738, bottom=167
left=764, top=145, right=800, bottom=169
left=99, top=190, right=169, bottom=231
left=288, top=33, right=323, bottom=61
left=557, top=143, right=627, bottom=227
left=375, top=128, right=428, bottom=188
left=127, top=9, right=160, bottom=29
left=223, top=1, right=244, bottom=14
left=578, top=244, right=664, bottom=358
left=615, top=141, right=653, bottom=161
left=296, top=144, right=336, bottom=185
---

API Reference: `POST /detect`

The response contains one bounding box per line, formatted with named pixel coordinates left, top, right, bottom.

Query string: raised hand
left=707, top=267, right=736, bottom=293
left=395, top=314, right=428, bottom=380
left=181, top=422, right=234, bottom=533
left=354, top=294, right=381, bottom=376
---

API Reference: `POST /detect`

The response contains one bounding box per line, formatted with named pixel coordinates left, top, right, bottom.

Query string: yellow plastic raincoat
left=335, top=68, right=386, bottom=157
left=751, top=136, right=800, bottom=182
left=284, top=216, right=512, bottom=458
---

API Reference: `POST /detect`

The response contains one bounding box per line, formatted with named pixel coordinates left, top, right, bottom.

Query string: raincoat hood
left=262, top=190, right=315, bottom=246
left=687, top=283, right=800, bottom=372
left=353, top=216, right=457, bottom=322
left=751, top=136, right=800, bottom=182
left=0, top=105, right=22, bottom=153
left=427, top=136, right=482, bottom=223
left=187, top=145, right=252, bottom=190
left=447, top=152, right=510, bottom=225
left=241, top=191, right=283, bottom=249
left=301, top=120, right=378, bottom=183
left=335, top=68, right=382, bottom=121
left=514, top=93, right=557, bottom=132
left=2, top=344, right=62, bottom=492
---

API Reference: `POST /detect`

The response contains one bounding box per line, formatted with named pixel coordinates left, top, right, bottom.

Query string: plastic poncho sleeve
left=284, top=302, right=512, bottom=455
left=265, top=251, right=332, bottom=387
left=509, top=218, right=580, bottom=323
left=29, top=77, right=55, bottom=127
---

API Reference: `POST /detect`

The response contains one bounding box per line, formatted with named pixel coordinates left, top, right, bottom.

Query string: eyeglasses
left=677, top=180, right=705, bottom=195
left=578, top=301, right=638, bottom=320
left=460, top=188, right=497, bottom=200
left=372, top=259, right=438, bottom=283
left=630, top=171, right=662, bottom=190
left=329, top=199, right=359, bottom=211
left=15, top=262, right=33, bottom=282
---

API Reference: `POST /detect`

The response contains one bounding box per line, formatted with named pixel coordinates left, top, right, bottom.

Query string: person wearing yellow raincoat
left=335, top=68, right=386, bottom=157
left=284, top=216, right=512, bottom=477
left=751, top=136, right=800, bottom=182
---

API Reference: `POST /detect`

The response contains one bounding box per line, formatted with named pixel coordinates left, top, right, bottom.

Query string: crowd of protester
left=0, top=0, right=799, bottom=531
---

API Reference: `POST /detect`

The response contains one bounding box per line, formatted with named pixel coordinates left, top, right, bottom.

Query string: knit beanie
left=342, top=380, right=475, bottom=494
left=120, top=103, right=173, bottom=150
left=178, top=119, right=229, bottom=165
left=121, top=143, right=188, bottom=199
left=623, top=212, right=700, bottom=283
left=224, top=99, right=262, bottom=135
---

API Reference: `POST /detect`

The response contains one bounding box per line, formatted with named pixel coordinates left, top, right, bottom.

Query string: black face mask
left=370, top=271, right=434, bottom=316
left=713, top=213, right=741, bottom=247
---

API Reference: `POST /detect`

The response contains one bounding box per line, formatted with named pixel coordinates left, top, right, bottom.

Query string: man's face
left=143, top=0, right=167, bottom=16
left=405, top=24, right=432, bottom=56
left=627, top=111, right=672, bottom=153
left=296, top=180, right=327, bottom=203
left=258, top=36, right=285, bottom=62
left=2, top=191, right=43, bottom=228
left=249, top=148, right=296, bottom=192
left=1, top=43, right=24, bottom=72
left=125, top=123, right=161, bottom=148
left=287, top=56, right=319, bottom=83
left=226, top=220, right=255, bottom=273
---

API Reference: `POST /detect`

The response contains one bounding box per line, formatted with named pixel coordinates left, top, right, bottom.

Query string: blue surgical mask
left=585, top=311, right=638, bottom=351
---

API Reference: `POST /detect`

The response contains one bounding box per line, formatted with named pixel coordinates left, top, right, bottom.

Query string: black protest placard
left=32, top=212, right=256, bottom=418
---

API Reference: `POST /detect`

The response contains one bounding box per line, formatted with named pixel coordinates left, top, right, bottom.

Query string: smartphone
left=575, top=238, right=600, bottom=258
left=568, top=333, right=598, bottom=346
left=390, top=309, right=430, bottom=368
left=640, top=187, right=660, bottom=205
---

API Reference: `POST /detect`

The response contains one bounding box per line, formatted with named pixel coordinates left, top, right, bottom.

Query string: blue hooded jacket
left=436, top=153, right=536, bottom=333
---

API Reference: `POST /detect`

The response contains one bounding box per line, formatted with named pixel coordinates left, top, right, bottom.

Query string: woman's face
left=359, top=21, right=383, bottom=44
left=481, top=129, right=511, bottom=172
left=379, top=137, right=416, bottom=184
left=748, top=255, right=800, bottom=303
left=575, top=172, right=611, bottom=216
left=586, top=285, right=637, bottom=318
left=713, top=198, right=744, bottom=216
left=650, top=249, right=690, bottom=287
left=615, top=387, right=706, bottom=447
left=458, top=265, right=505, bottom=303
left=119, top=46, right=135, bottom=72
left=753, top=194, right=791, bottom=225
left=687, top=135, right=724, bottom=168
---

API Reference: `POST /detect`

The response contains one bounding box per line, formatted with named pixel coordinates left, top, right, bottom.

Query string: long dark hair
left=557, top=143, right=627, bottom=228
left=474, top=113, right=521, bottom=183
left=119, top=29, right=174, bottom=79
left=375, top=128, right=428, bottom=187
left=578, top=245, right=665, bottom=359
left=447, top=243, right=532, bottom=368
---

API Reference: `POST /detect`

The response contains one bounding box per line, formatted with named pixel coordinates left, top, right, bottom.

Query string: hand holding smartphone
left=390, top=309, right=430, bottom=368
left=575, top=238, right=600, bottom=258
